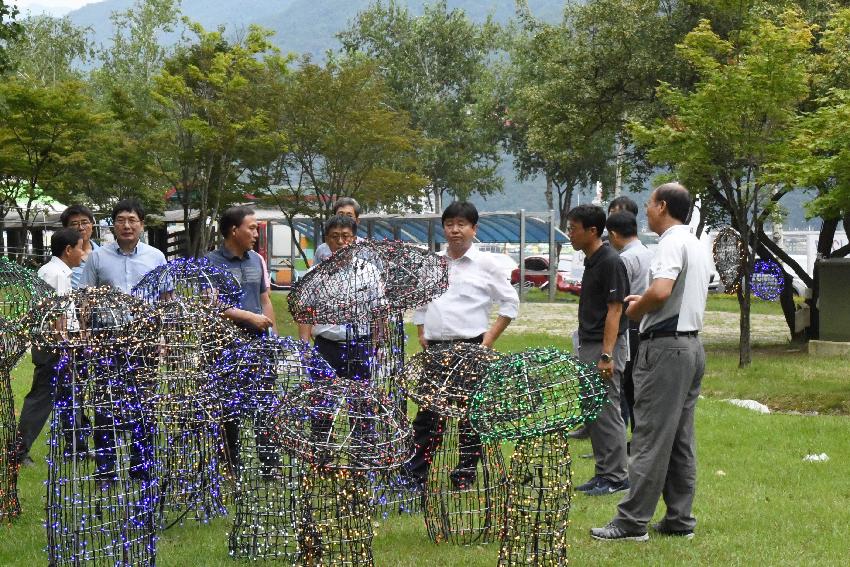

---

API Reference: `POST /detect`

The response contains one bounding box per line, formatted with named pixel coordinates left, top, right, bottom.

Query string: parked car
left=510, top=255, right=582, bottom=295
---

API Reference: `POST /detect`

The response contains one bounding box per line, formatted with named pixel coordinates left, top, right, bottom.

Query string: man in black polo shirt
left=567, top=204, right=630, bottom=496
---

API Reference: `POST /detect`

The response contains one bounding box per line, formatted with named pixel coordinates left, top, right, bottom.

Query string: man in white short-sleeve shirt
left=17, top=228, right=87, bottom=466
left=405, top=201, right=519, bottom=490
left=592, top=183, right=711, bottom=542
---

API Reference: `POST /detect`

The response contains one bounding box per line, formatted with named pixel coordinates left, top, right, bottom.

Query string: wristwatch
left=600, top=353, right=612, bottom=363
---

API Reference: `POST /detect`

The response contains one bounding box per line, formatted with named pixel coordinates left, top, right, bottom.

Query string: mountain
left=67, top=0, right=565, bottom=55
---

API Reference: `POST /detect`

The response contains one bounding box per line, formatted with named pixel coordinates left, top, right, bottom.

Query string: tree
left=245, top=55, right=429, bottom=262
left=340, top=0, right=503, bottom=210
left=630, top=11, right=814, bottom=366
left=0, top=0, right=22, bottom=74
left=0, top=79, right=108, bottom=256
left=5, top=14, right=93, bottom=86
left=150, top=22, right=281, bottom=257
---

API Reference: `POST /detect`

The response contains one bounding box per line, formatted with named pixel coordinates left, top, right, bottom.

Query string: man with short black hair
left=207, top=206, right=277, bottom=334
left=605, top=211, right=653, bottom=434
left=314, top=197, right=363, bottom=264
left=207, top=206, right=279, bottom=474
left=16, top=228, right=88, bottom=466
left=80, top=198, right=165, bottom=292
left=608, top=196, right=639, bottom=217
left=405, top=201, right=519, bottom=489
left=567, top=204, right=630, bottom=497
left=592, top=183, right=711, bottom=542
left=60, top=204, right=99, bottom=289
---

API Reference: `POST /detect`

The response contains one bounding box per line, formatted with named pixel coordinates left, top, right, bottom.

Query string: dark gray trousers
left=577, top=336, right=628, bottom=483
left=613, top=335, right=705, bottom=532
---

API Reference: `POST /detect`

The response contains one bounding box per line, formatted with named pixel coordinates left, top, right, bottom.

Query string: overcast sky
left=14, top=0, right=97, bottom=16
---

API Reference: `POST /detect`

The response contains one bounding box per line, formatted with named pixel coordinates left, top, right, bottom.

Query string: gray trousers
left=613, top=335, right=705, bottom=532
left=578, top=336, right=628, bottom=483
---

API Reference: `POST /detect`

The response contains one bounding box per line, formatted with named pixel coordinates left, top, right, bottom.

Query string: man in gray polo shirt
left=606, top=210, right=653, bottom=434
left=591, top=183, right=711, bottom=542
left=80, top=199, right=165, bottom=292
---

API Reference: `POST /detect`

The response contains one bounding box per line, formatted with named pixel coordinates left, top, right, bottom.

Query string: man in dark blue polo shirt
left=206, top=206, right=277, bottom=335
left=207, top=206, right=278, bottom=474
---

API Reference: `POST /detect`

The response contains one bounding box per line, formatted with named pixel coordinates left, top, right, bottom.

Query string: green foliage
left=0, top=78, right=109, bottom=227
left=149, top=22, right=281, bottom=255
left=340, top=0, right=503, bottom=207
left=0, top=0, right=22, bottom=74
left=4, top=14, right=93, bottom=86
left=248, top=54, right=428, bottom=236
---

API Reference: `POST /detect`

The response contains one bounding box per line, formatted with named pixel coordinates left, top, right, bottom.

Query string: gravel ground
left=501, top=303, right=790, bottom=345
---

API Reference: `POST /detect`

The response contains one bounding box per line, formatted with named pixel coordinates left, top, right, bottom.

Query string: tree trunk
left=737, top=274, right=752, bottom=367
left=544, top=174, right=554, bottom=211
left=755, top=235, right=803, bottom=342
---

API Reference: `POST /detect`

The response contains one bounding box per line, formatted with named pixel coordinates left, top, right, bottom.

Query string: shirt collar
left=219, top=244, right=249, bottom=261
left=622, top=239, right=643, bottom=253
left=109, top=241, right=140, bottom=257
left=441, top=243, right=479, bottom=262
left=584, top=241, right=609, bottom=268
left=48, top=255, right=73, bottom=275
left=659, top=224, right=689, bottom=242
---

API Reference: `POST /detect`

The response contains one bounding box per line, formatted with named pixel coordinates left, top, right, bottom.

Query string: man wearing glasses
left=80, top=199, right=166, bottom=292
left=59, top=204, right=100, bottom=290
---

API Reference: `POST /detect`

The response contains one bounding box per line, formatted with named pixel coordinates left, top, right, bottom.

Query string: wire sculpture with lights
left=468, top=348, right=606, bottom=566
left=712, top=227, right=746, bottom=294
left=0, top=257, right=54, bottom=521
left=750, top=258, right=785, bottom=301
left=227, top=335, right=333, bottom=561
left=26, top=287, right=162, bottom=566
left=132, top=258, right=244, bottom=528
left=404, top=342, right=509, bottom=545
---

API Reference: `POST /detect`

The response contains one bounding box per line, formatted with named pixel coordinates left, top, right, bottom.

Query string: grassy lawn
left=1, top=294, right=847, bottom=565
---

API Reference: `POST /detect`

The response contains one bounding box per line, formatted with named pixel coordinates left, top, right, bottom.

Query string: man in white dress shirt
left=16, top=228, right=86, bottom=466
left=405, top=201, right=519, bottom=489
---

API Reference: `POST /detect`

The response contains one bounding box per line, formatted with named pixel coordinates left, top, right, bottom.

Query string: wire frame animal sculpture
left=750, top=258, right=785, bottom=301
left=0, top=257, right=54, bottom=521
left=0, top=318, right=28, bottom=521
left=468, top=348, right=607, bottom=566
left=712, top=227, right=746, bottom=294
left=404, top=343, right=509, bottom=545
left=228, top=335, right=333, bottom=561
left=131, top=256, right=242, bottom=309
left=132, top=259, right=244, bottom=528
left=26, top=287, right=162, bottom=566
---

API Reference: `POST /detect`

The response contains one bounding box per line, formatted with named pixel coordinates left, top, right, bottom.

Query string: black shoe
left=575, top=475, right=601, bottom=492
left=568, top=426, right=590, bottom=440
left=651, top=522, right=694, bottom=539
left=590, top=522, right=648, bottom=541
left=585, top=478, right=629, bottom=496
left=449, top=469, right=476, bottom=490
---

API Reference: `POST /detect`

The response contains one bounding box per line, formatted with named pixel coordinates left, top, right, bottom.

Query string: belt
left=639, top=330, right=699, bottom=341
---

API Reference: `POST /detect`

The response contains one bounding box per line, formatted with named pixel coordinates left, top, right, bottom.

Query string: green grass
left=2, top=296, right=848, bottom=565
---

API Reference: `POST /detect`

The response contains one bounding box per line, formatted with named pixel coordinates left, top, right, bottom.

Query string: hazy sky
left=14, top=0, right=97, bottom=16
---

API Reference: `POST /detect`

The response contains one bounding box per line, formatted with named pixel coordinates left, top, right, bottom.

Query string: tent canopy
left=290, top=211, right=569, bottom=245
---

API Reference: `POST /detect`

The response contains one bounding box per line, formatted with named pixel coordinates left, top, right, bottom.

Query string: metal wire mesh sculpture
left=404, top=342, right=509, bottom=545
left=132, top=258, right=243, bottom=528
left=751, top=258, right=785, bottom=301
left=713, top=227, right=746, bottom=293
left=26, top=287, right=162, bottom=566
left=228, top=335, right=333, bottom=561
left=131, top=256, right=242, bottom=308
left=289, top=240, right=449, bottom=520
left=468, top=348, right=606, bottom=566
left=0, top=318, right=27, bottom=521
left=0, top=257, right=54, bottom=521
